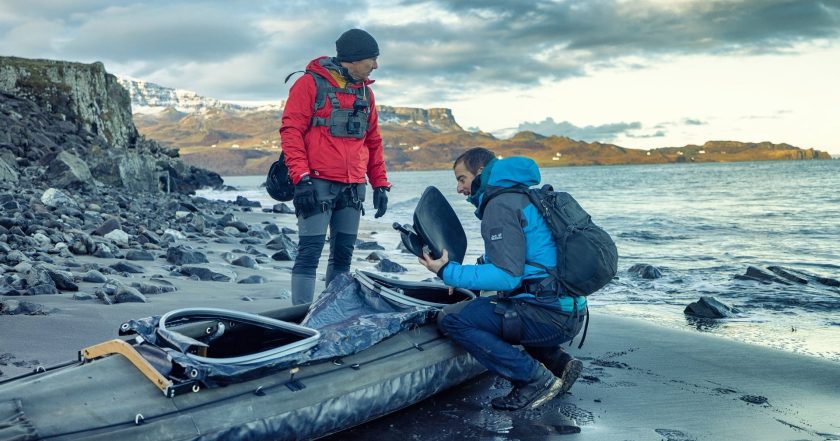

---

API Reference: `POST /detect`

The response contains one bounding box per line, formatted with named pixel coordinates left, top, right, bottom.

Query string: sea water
left=197, top=160, right=840, bottom=361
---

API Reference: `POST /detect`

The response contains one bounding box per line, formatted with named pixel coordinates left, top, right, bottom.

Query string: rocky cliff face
left=0, top=56, right=222, bottom=193
left=378, top=106, right=462, bottom=132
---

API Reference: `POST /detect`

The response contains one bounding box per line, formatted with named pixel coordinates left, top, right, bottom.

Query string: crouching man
left=419, top=147, right=585, bottom=411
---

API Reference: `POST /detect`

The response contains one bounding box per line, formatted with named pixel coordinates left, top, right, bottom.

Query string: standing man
left=280, top=28, right=391, bottom=305
left=419, top=148, right=585, bottom=411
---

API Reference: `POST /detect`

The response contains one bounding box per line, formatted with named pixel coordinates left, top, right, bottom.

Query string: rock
left=271, top=250, right=296, bottom=261
left=109, top=262, right=145, bottom=274
left=130, top=281, right=177, bottom=295
left=125, top=250, right=155, bottom=261
left=82, top=270, right=108, bottom=283
left=26, top=284, right=60, bottom=295
left=93, top=218, right=121, bottom=236
left=103, top=229, right=130, bottom=246
left=0, top=157, right=19, bottom=185
left=356, top=241, right=385, bottom=250
left=40, top=188, right=79, bottom=209
left=235, top=196, right=261, bottom=208
left=238, top=275, right=266, bottom=284
left=272, top=203, right=295, bottom=214
left=46, top=268, right=78, bottom=291
left=166, top=245, right=208, bottom=265
left=365, top=251, right=388, bottom=262
left=92, top=243, right=115, bottom=258
left=72, top=293, right=94, bottom=301
left=817, top=276, right=840, bottom=287
left=46, top=151, right=93, bottom=188
left=684, top=296, right=739, bottom=319
left=376, top=259, right=407, bottom=273
left=0, top=299, right=46, bottom=315
left=628, top=263, right=662, bottom=279
left=264, top=223, right=281, bottom=235
left=282, top=227, right=297, bottom=235
left=231, top=255, right=258, bottom=269
left=114, top=286, right=147, bottom=303
left=179, top=266, right=233, bottom=282
left=241, top=296, right=255, bottom=301
left=767, top=266, right=808, bottom=284
left=735, top=266, right=792, bottom=285
left=266, top=234, right=297, bottom=255
left=226, top=221, right=250, bottom=233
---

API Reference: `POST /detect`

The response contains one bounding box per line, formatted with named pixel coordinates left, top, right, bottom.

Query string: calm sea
left=197, top=160, right=840, bottom=361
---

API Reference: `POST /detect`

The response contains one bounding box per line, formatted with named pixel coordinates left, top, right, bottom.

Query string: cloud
left=516, top=117, right=643, bottom=142
left=2, top=0, right=839, bottom=106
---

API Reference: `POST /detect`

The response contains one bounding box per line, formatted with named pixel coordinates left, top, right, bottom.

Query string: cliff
left=0, top=56, right=221, bottom=193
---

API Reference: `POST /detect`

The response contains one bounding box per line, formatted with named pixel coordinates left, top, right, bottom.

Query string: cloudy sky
left=2, top=0, right=839, bottom=154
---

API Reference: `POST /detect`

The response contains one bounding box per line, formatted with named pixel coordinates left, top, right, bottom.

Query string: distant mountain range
left=118, top=77, right=832, bottom=176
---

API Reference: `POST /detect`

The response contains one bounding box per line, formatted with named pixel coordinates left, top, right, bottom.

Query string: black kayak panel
left=395, top=186, right=467, bottom=264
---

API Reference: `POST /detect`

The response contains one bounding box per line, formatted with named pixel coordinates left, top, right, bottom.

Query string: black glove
left=373, top=187, right=389, bottom=218
left=293, top=176, right=318, bottom=217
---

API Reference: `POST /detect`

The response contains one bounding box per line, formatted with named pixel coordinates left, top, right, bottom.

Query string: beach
left=2, top=196, right=839, bottom=441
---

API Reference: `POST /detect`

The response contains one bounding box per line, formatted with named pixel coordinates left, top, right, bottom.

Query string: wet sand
left=2, top=208, right=839, bottom=441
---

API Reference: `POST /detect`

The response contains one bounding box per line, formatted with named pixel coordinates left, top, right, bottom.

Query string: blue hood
left=469, top=157, right=541, bottom=217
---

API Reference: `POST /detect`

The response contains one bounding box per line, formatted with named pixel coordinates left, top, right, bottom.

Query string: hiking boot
left=491, top=365, right=563, bottom=411
left=531, top=348, right=583, bottom=395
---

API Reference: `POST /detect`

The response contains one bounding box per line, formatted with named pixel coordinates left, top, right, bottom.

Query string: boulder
left=45, top=151, right=93, bottom=188
left=93, top=218, right=122, bottom=236
left=356, top=241, right=385, bottom=250
left=179, top=266, right=233, bottom=282
left=272, top=203, right=295, bottom=214
left=238, top=275, right=267, bottom=284
left=0, top=157, right=18, bottom=185
left=114, top=286, right=147, bottom=303
left=166, top=245, right=208, bottom=265
left=684, top=296, right=739, bottom=319
left=231, top=255, right=258, bottom=269
left=376, top=259, right=407, bottom=273
left=40, top=188, right=79, bottom=209
left=628, top=263, right=662, bottom=279
left=125, top=250, right=155, bottom=261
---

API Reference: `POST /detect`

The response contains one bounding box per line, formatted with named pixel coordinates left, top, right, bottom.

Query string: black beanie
left=336, top=29, right=379, bottom=62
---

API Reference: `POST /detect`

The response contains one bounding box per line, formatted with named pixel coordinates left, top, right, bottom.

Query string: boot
left=527, top=347, right=583, bottom=395
left=491, top=364, right=563, bottom=411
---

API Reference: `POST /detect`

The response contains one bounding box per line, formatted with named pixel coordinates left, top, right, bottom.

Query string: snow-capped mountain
left=116, top=77, right=282, bottom=114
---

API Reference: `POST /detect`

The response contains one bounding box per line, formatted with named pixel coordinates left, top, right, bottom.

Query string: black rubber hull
left=0, top=310, right=484, bottom=440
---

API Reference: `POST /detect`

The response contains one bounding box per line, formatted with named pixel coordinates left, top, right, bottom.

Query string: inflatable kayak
left=0, top=271, right=484, bottom=441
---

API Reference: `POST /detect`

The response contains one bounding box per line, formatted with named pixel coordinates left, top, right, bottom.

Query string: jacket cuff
left=436, top=261, right=450, bottom=280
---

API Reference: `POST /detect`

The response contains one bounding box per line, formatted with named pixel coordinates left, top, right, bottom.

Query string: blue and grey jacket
left=440, top=157, right=587, bottom=313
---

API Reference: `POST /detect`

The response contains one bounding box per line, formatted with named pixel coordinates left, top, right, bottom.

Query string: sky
left=2, top=0, right=839, bottom=154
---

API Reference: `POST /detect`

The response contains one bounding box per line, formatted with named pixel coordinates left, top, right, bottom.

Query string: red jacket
left=279, top=57, right=391, bottom=188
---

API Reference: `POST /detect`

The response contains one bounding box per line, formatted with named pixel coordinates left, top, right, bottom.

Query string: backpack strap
left=308, top=72, right=371, bottom=128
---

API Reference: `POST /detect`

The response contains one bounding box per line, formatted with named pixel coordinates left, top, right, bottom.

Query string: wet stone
left=179, top=266, right=232, bottom=282
left=376, top=259, right=407, bottom=273
left=272, top=203, right=295, bottom=214
left=166, top=245, right=208, bottom=265
left=366, top=251, right=388, bottom=262
left=628, top=263, right=662, bottom=279
left=72, top=292, right=94, bottom=301
left=92, top=218, right=121, bottom=236
left=231, top=255, right=258, bottom=269
left=356, top=241, right=385, bottom=250
left=238, top=275, right=266, bottom=284
left=81, top=270, right=108, bottom=283
left=684, top=296, right=739, bottom=319
left=109, top=262, right=145, bottom=274
left=0, top=299, right=46, bottom=315
left=125, top=250, right=155, bottom=261
left=130, top=281, right=177, bottom=295
left=114, top=286, right=147, bottom=303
